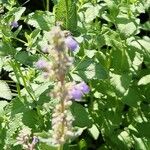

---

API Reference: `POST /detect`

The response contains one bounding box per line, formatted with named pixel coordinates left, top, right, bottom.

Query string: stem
left=58, top=144, right=63, bottom=150
left=11, top=61, right=36, bottom=101
left=46, top=0, right=49, bottom=11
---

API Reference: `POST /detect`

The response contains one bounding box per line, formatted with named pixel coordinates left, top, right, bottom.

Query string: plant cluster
left=0, top=0, right=150, bottom=150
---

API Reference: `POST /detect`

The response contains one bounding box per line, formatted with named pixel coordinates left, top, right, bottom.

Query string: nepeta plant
left=35, top=26, right=89, bottom=147
left=0, top=0, right=150, bottom=149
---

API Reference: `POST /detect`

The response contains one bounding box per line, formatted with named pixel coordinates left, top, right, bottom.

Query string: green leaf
left=0, top=80, right=12, bottom=100
left=25, top=11, right=55, bottom=31
left=74, top=58, right=108, bottom=81
left=122, top=87, right=142, bottom=107
left=13, top=7, right=26, bottom=21
left=138, top=74, right=150, bottom=85
left=110, top=73, right=132, bottom=96
left=0, top=39, right=16, bottom=56
left=71, top=102, right=92, bottom=128
left=85, top=5, right=102, bottom=23
left=54, top=0, right=77, bottom=33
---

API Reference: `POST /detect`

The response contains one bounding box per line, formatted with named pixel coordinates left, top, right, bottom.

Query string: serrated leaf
left=25, top=11, right=55, bottom=31
left=0, top=80, right=12, bottom=100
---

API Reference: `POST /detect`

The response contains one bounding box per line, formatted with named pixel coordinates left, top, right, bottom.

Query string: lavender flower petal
left=77, top=82, right=90, bottom=94
left=65, top=36, right=79, bottom=51
left=69, top=87, right=83, bottom=99
left=11, top=21, right=19, bottom=28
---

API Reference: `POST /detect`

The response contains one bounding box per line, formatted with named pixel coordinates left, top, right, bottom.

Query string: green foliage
left=0, top=0, right=150, bottom=149
left=25, top=11, right=55, bottom=31
left=54, top=0, right=77, bottom=33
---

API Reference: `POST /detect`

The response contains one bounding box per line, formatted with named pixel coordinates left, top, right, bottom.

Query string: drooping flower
left=65, top=36, right=79, bottom=51
left=11, top=21, right=19, bottom=28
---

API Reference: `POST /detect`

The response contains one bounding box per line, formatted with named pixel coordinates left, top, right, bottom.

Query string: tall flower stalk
left=36, top=26, right=89, bottom=148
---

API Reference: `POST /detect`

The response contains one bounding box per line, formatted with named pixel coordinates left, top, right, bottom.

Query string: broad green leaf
left=71, top=102, right=92, bottom=128
left=138, top=74, right=150, bottom=85
left=85, top=5, right=102, bottom=23
left=39, top=142, right=57, bottom=150
left=74, top=58, right=108, bottom=81
left=0, top=80, right=12, bottom=100
left=110, top=73, right=132, bottom=96
left=25, top=11, right=55, bottom=31
left=122, top=87, right=142, bottom=107
left=118, top=22, right=137, bottom=37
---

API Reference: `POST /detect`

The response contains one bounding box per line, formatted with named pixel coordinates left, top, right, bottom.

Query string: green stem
left=46, top=0, right=49, bottom=11
left=58, top=144, right=63, bottom=150
left=12, top=61, right=36, bottom=101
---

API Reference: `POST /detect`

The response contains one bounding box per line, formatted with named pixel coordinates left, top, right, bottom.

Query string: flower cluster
left=69, top=82, right=90, bottom=100
left=16, top=127, right=38, bottom=150
left=35, top=26, right=89, bottom=146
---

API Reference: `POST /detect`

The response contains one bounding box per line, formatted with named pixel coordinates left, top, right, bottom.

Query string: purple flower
left=35, top=60, right=48, bottom=70
left=32, top=136, right=39, bottom=145
left=11, top=21, right=19, bottom=28
left=77, top=82, right=90, bottom=94
left=69, top=82, right=90, bottom=100
left=65, top=36, right=79, bottom=51
left=69, top=87, right=83, bottom=99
